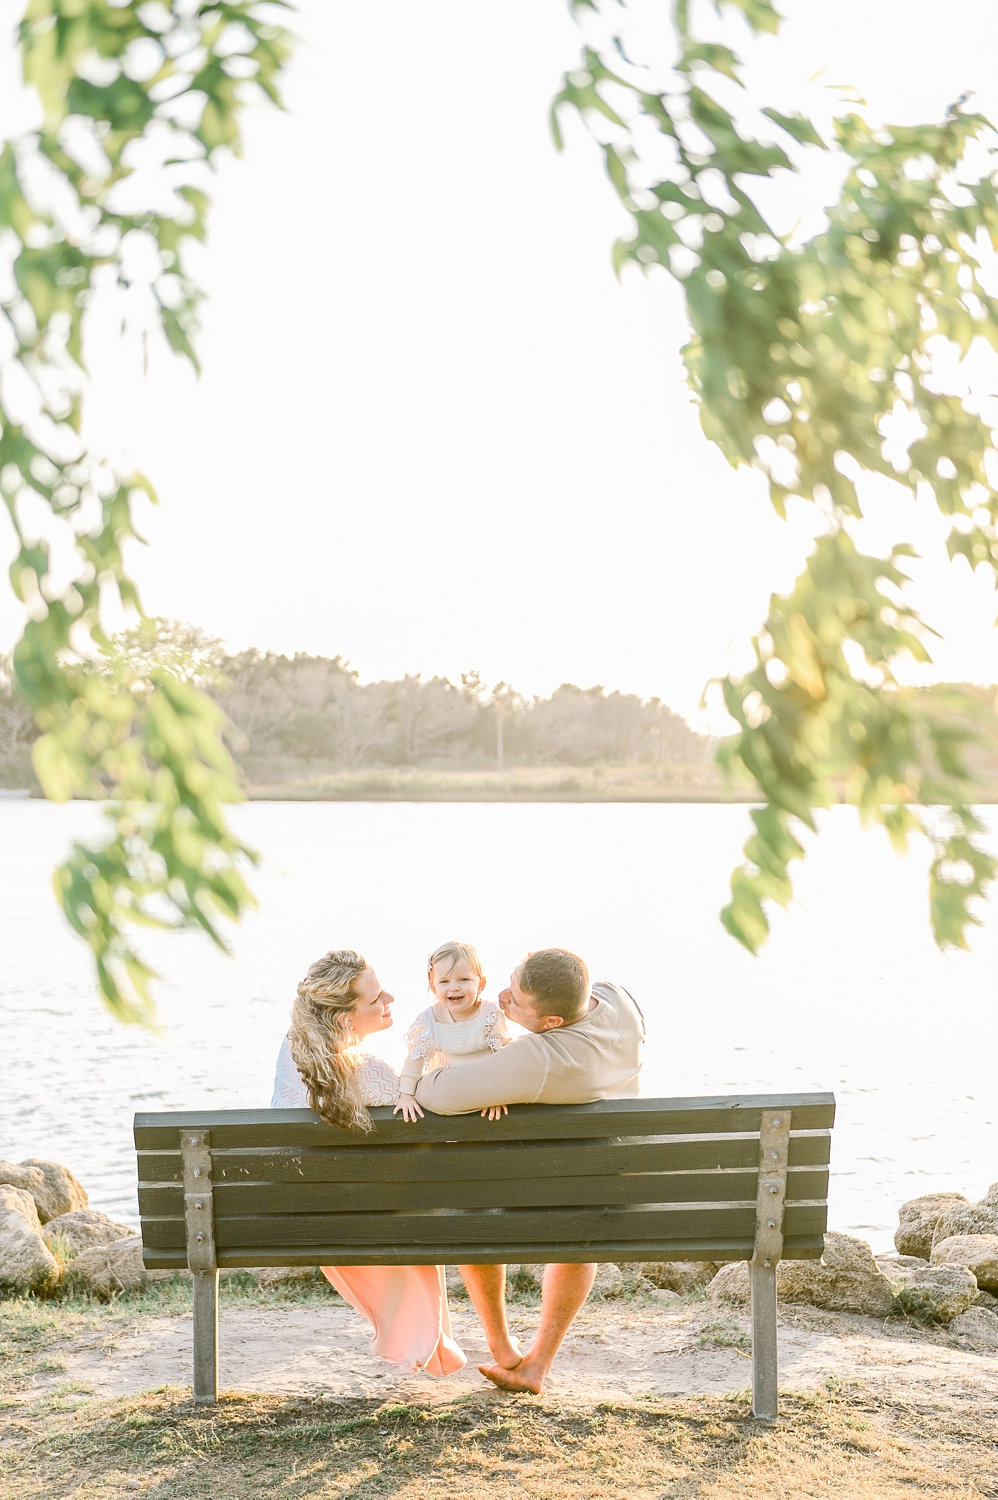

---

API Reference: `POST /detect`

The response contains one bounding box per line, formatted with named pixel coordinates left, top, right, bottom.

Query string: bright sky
left=2, top=0, right=998, bottom=730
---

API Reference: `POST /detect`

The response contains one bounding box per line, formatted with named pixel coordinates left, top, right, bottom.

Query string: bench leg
left=192, top=1269, right=219, bottom=1404
left=750, top=1261, right=778, bottom=1420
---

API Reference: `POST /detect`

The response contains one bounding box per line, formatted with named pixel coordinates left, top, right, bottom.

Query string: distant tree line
left=219, top=650, right=708, bottom=770
left=0, top=625, right=710, bottom=781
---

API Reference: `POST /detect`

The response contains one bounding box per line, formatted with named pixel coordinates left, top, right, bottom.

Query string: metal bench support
left=181, top=1130, right=218, bottom=1404
left=750, top=1108, right=791, bottom=1420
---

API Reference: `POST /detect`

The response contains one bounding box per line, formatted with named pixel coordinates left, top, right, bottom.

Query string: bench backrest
left=135, top=1093, right=834, bottom=1270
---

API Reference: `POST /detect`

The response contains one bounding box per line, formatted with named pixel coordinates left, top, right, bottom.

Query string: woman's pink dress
left=271, top=1040, right=466, bottom=1375
left=320, top=1264, right=465, bottom=1374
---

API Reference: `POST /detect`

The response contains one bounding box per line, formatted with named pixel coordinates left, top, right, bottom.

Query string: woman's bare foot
left=478, top=1355, right=545, bottom=1395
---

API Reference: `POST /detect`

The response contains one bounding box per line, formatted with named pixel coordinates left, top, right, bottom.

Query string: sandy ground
left=33, top=1294, right=998, bottom=1417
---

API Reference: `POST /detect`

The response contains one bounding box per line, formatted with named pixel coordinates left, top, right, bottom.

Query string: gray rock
left=874, top=1253, right=929, bottom=1273
left=947, top=1306, right=998, bottom=1347
left=895, top=1193, right=969, bottom=1259
left=42, top=1210, right=133, bottom=1258
left=975, top=1287, right=998, bottom=1309
left=641, top=1261, right=721, bottom=1294
left=983, top=1182, right=998, bottom=1208
left=707, top=1233, right=896, bottom=1317
left=0, top=1185, right=60, bottom=1295
left=65, top=1234, right=148, bottom=1299
left=592, top=1263, right=626, bottom=1298
left=931, top=1234, right=998, bottom=1292
left=932, top=1201, right=998, bottom=1249
left=253, top=1266, right=325, bottom=1288
left=14, top=1160, right=87, bottom=1223
left=0, top=1162, right=49, bottom=1217
left=884, top=1261, right=978, bottom=1324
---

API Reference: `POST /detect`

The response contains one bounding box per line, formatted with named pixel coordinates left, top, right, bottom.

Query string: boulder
left=947, top=1306, right=998, bottom=1348
left=931, top=1234, right=998, bottom=1292
left=253, top=1266, right=324, bottom=1288
left=11, top=1160, right=87, bottom=1224
left=592, top=1263, right=626, bottom=1298
left=932, top=1200, right=998, bottom=1249
left=0, top=1185, right=60, bottom=1295
left=641, top=1261, right=721, bottom=1295
left=895, top=1193, right=969, bottom=1259
left=883, top=1262, right=978, bottom=1325
left=975, top=1288, right=998, bottom=1309
left=42, top=1210, right=134, bottom=1258
left=65, top=1234, right=148, bottom=1299
left=707, top=1233, right=896, bottom=1317
left=0, top=1162, right=49, bottom=1216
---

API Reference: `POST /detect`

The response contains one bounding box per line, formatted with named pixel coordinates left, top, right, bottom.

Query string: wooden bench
left=134, top=1091, right=835, bottom=1418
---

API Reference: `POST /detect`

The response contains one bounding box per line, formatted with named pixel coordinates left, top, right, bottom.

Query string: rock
left=42, top=1210, right=134, bottom=1258
left=895, top=1193, right=969, bottom=1259
left=65, top=1234, right=149, bottom=1299
left=591, top=1263, right=626, bottom=1298
left=707, top=1233, right=896, bottom=1317
left=982, top=1182, right=998, bottom=1207
left=875, top=1253, right=929, bottom=1273
left=884, top=1262, right=978, bottom=1325
left=931, top=1234, right=998, bottom=1292
left=0, top=1185, right=60, bottom=1295
left=0, top=1162, right=49, bottom=1217
left=932, top=1201, right=998, bottom=1249
left=11, top=1160, right=87, bottom=1224
left=947, top=1307, right=998, bottom=1347
left=975, top=1288, right=998, bottom=1309
left=253, top=1266, right=324, bottom=1288
left=641, top=1261, right=721, bottom=1294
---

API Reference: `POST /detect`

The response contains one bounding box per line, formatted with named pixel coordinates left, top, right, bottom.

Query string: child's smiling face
left=429, top=958, right=485, bottom=1020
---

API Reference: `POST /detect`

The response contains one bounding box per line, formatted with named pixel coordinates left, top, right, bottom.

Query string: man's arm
left=414, top=1038, right=548, bottom=1115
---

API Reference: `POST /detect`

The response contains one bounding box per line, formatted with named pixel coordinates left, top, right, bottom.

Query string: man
left=414, top=947, right=644, bottom=1393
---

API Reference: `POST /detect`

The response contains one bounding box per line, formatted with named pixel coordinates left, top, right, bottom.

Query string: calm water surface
left=2, top=799, right=995, bottom=1251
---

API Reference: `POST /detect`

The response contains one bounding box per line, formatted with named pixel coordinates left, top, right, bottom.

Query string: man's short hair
left=517, top=948, right=590, bottom=1022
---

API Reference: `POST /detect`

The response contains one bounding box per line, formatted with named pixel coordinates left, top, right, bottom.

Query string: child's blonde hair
left=427, top=940, right=485, bottom=989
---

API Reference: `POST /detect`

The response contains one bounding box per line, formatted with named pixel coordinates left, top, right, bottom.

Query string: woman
left=271, top=948, right=465, bottom=1376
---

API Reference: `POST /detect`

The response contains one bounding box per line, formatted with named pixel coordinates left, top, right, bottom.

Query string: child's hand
left=480, top=1104, right=508, bottom=1121
left=394, top=1094, right=424, bottom=1122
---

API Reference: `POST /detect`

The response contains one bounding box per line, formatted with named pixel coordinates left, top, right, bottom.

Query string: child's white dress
left=400, top=999, right=510, bottom=1093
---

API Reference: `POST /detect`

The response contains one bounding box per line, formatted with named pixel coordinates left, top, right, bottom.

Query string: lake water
left=2, top=799, right=995, bottom=1252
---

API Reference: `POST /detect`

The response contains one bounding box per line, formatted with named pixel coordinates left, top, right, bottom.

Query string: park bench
left=134, top=1090, right=835, bottom=1418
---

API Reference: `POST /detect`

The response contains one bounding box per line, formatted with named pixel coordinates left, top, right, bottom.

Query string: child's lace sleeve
left=482, top=1001, right=511, bottom=1052
left=399, top=1008, right=434, bottom=1093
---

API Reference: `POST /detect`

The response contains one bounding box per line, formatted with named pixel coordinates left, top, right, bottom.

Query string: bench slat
left=141, top=1232, right=827, bottom=1271
left=140, top=1200, right=827, bottom=1252
left=136, top=1131, right=831, bottom=1185
left=138, top=1166, right=830, bottom=1218
left=134, top=1094, right=835, bottom=1150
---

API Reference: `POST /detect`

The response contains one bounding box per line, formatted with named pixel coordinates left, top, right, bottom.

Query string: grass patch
left=695, top=1315, right=751, bottom=1353
left=2, top=1386, right=996, bottom=1499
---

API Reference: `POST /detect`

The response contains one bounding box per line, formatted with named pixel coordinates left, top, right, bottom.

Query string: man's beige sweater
left=413, top=981, right=644, bottom=1115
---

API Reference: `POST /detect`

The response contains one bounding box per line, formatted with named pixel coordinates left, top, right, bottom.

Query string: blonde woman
left=271, top=949, right=465, bottom=1375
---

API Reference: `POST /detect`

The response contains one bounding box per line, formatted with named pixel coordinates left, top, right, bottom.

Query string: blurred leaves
left=2, top=2, right=291, bottom=1021
left=562, top=1, right=998, bottom=949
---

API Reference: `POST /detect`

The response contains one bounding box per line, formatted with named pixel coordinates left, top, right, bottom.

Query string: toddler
left=395, top=941, right=510, bottom=1121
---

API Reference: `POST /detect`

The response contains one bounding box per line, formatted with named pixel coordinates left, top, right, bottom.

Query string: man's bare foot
left=488, top=1337, right=522, bottom=1370
left=478, top=1356, right=545, bottom=1395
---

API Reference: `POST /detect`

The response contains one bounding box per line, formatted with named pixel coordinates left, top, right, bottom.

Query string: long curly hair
left=287, top=949, right=372, bottom=1130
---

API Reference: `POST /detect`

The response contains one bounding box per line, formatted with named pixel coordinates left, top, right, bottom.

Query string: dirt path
left=37, top=1295, right=998, bottom=1417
